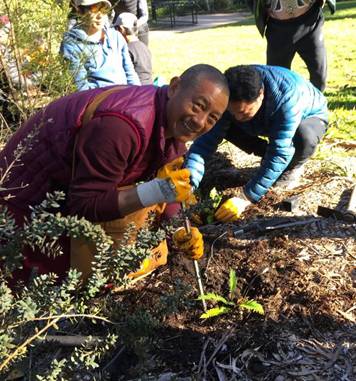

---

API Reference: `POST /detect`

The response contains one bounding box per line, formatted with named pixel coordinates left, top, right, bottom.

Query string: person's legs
left=288, top=116, right=328, bottom=169
left=275, top=117, right=327, bottom=188
left=297, top=13, right=327, bottom=91
left=266, top=20, right=296, bottom=68
left=225, top=123, right=268, bottom=158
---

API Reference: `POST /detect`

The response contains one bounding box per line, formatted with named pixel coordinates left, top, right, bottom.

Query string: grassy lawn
left=150, top=1, right=356, bottom=153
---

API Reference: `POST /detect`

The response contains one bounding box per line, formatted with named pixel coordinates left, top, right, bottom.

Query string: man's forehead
left=191, top=77, right=225, bottom=95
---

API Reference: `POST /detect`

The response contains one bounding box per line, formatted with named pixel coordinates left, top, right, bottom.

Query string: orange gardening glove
left=172, top=227, right=204, bottom=260
left=185, top=192, right=198, bottom=206
left=214, top=194, right=251, bottom=222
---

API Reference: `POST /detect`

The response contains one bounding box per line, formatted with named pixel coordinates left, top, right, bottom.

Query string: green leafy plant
left=188, top=187, right=223, bottom=225
left=197, top=269, right=264, bottom=319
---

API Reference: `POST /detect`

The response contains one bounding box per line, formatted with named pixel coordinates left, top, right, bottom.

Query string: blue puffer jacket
left=187, top=65, right=328, bottom=202
left=60, top=26, right=140, bottom=91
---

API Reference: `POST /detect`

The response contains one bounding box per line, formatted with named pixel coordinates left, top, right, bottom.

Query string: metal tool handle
left=193, top=259, right=207, bottom=311
left=181, top=202, right=207, bottom=312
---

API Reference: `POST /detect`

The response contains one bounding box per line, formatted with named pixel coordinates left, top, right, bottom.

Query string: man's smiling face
left=165, top=75, right=229, bottom=143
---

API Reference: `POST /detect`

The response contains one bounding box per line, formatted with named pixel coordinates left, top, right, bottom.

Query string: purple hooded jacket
left=0, top=85, right=186, bottom=282
left=0, top=85, right=186, bottom=223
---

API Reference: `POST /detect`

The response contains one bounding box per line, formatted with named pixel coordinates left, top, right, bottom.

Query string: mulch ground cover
left=108, top=147, right=355, bottom=381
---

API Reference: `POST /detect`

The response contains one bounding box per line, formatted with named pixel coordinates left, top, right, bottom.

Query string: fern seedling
left=197, top=269, right=264, bottom=319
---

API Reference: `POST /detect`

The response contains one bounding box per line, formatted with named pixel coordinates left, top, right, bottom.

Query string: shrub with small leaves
left=0, top=191, right=170, bottom=378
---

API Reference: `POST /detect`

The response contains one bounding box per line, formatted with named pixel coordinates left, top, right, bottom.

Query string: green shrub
left=0, top=191, right=168, bottom=378
left=0, top=0, right=75, bottom=124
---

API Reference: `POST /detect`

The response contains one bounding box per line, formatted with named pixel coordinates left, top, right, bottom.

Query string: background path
left=150, top=11, right=251, bottom=35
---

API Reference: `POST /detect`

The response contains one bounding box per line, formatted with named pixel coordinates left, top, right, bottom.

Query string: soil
left=109, top=147, right=355, bottom=381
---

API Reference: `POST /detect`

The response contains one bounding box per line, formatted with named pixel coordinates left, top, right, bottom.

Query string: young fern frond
left=239, top=300, right=265, bottom=315
left=197, top=292, right=234, bottom=306
left=198, top=268, right=265, bottom=320
left=200, top=306, right=231, bottom=319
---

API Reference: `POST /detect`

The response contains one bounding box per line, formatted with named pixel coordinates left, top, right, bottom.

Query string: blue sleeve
left=119, top=34, right=140, bottom=85
left=60, top=39, right=92, bottom=91
left=244, top=92, right=303, bottom=202
left=186, top=113, right=232, bottom=189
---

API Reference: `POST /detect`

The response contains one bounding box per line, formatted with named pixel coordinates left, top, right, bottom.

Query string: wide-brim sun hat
left=74, top=0, right=112, bottom=8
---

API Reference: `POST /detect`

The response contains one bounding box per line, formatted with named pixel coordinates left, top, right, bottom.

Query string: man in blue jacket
left=186, top=65, right=328, bottom=222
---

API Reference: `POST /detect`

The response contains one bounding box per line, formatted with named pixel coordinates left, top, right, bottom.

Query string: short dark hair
left=224, top=65, right=263, bottom=102
left=180, top=64, right=229, bottom=95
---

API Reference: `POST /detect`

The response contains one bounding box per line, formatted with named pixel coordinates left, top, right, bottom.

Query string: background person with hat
left=110, top=0, right=150, bottom=46
left=114, top=12, right=152, bottom=85
left=60, top=0, right=140, bottom=91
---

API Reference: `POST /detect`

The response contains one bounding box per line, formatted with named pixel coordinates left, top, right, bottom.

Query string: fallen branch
left=37, top=335, right=102, bottom=347
left=0, top=317, right=61, bottom=372
left=9, top=313, right=116, bottom=330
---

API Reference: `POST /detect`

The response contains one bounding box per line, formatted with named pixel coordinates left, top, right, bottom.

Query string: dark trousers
left=265, top=4, right=327, bottom=91
left=225, top=117, right=328, bottom=170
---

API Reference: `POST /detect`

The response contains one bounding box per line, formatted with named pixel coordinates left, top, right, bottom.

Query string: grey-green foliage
left=68, top=334, right=118, bottom=371
left=35, top=334, right=117, bottom=380
left=36, top=359, right=67, bottom=381
left=159, top=278, right=193, bottom=315
left=0, top=207, right=23, bottom=274
left=86, top=217, right=166, bottom=297
left=0, top=191, right=167, bottom=378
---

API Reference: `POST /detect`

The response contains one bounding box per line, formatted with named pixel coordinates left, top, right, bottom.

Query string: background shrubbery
left=0, top=0, right=75, bottom=128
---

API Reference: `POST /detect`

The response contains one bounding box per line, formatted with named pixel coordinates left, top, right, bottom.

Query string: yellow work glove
left=172, top=226, right=204, bottom=260
left=137, top=157, right=193, bottom=207
left=214, top=195, right=251, bottom=222
left=185, top=192, right=198, bottom=207
left=166, top=168, right=192, bottom=203
left=156, top=157, right=192, bottom=203
left=157, top=157, right=184, bottom=178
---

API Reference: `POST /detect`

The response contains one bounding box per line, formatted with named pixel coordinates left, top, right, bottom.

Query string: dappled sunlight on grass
left=150, top=1, right=356, bottom=166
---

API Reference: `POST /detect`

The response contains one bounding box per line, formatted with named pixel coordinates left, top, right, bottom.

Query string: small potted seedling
left=197, top=269, right=264, bottom=319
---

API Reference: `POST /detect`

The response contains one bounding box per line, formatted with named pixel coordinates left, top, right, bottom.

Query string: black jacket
left=246, top=0, right=336, bottom=37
